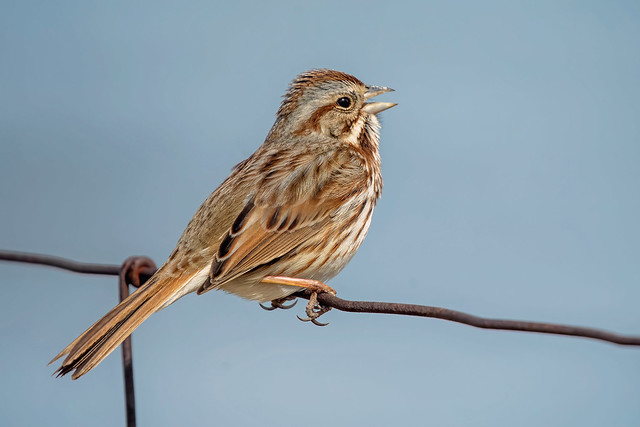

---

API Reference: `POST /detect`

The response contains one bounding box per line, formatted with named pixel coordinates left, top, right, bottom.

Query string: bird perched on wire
left=51, top=69, right=396, bottom=379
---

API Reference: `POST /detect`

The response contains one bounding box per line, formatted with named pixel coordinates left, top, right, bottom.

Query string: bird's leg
left=260, top=276, right=335, bottom=326
left=261, top=276, right=336, bottom=295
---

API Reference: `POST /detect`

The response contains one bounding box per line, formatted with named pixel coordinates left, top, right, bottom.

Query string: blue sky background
left=1, top=1, right=639, bottom=426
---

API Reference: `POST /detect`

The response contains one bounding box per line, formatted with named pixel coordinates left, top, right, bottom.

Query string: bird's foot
left=297, top=292, right=332, bottom=327
left=260, top=276, right=335, bottom=326
left=259, top=296, right=298, bottom=311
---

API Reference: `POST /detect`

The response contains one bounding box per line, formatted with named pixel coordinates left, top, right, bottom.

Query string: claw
left=259, top=303, right=277, bottom=311
left=296, top=315, right=329, bottom=326
left=295, top=292, right=332, bottom=327
left=259, top=276, right=334, bottom=325
left=259, top=297, right=298, bottom=311
left=275, top=299, right=297, bottom=310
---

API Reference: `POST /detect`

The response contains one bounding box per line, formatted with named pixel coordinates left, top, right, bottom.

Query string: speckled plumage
left=51, top=69, right=395, bottom=379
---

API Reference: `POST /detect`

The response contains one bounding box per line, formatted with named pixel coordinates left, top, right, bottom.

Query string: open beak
left=363, top=85, right=397, bottom=114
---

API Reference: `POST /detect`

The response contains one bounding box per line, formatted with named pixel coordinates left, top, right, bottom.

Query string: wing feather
left=197, top=147, right=369, bottom=295
left=198, top=203, right=331, bottom=293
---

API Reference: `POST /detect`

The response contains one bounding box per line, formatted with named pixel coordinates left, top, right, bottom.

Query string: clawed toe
left=258, top=289, right=332, bottom=326
left=276, top=299, right=297, bottom=309
left=259, top=302, right=277, bottom=311
left=259, top=296, right=298, bottom=311
left=296, top=292, right=331, bottom=327
left=296, top=314, right=329, bottom=327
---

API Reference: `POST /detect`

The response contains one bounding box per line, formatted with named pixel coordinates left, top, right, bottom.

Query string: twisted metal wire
left=2, top=249, right=640, bottom=427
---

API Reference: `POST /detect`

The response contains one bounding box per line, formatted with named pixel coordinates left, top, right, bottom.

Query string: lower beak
left=363, top=101, right=397, bottom=114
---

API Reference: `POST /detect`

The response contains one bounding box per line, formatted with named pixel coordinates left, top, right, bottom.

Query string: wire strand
left=2, top=249, right=639, bottom=347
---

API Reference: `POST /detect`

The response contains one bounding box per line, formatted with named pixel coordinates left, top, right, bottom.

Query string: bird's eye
left=336, top=97, right=352, bottom=108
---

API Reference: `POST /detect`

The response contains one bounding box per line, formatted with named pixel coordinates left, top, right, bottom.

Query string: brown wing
left=198, top=148, right=366, bottom=294
left=198, top=199, right=335, bottom=293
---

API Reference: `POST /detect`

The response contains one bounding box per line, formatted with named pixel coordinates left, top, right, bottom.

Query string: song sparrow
left=51, top=69, right=396, bottom=379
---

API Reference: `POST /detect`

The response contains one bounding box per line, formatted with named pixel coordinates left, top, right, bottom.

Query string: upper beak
left=364, top=85, right=394, bottom=99
left=363, top=85, right=397, bottom=114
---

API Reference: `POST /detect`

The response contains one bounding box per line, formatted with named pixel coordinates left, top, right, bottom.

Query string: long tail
left=50, top=273, right=183, bottom=380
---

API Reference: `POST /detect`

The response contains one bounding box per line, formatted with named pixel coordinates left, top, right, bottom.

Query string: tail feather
left=50, top=273, right=185, bottom=379
left=49, top=280, right=153, bottom=365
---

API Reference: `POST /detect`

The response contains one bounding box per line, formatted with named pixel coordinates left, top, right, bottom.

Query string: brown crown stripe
left=278, top=69, right=364, bottom=118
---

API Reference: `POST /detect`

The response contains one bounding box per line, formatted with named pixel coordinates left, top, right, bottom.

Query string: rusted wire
left=300, top=293, right=640, bottom=346
left=118, top=256, right=157, bottom=427
left=2, top=250, right=640, bottom=347
left=1, top=249, right=640, bottom=427
left=0, top=251, right=157, bottom=427
left=0, top=250, right=121, bottom=275
left=118, top=271, right=136, bottom=427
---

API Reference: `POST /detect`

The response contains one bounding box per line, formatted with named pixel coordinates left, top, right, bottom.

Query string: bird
left=50, top=69, right=396, bottom=379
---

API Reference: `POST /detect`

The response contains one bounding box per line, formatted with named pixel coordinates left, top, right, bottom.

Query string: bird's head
left=273, top=69, right=396, bottom=146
